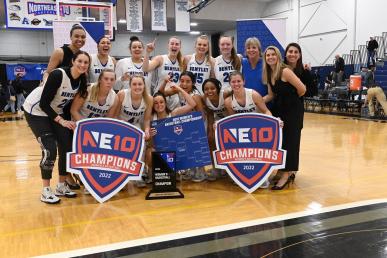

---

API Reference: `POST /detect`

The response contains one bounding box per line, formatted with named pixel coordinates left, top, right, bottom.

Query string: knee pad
left=37, top=133, right=57, bottom=171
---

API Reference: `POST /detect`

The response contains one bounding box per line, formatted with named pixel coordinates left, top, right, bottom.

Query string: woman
left=262, top=46, right=306, bottom=190
left=224, top=71, right=271, bottom=115
left=44, top=24, right=86, bottom=81
left=23, top=51, right=90, bottom=204
left=89, top=37, right=116, bottom=83
left=184, top=35, right=215, bottom=95
left=71, top=69, right=118, bottom=120
left=143, top=36, right=184, bottom=109
left=117, top=75, right=153, bottom=136
left=117, top=75, right=153, bottom=187
left=115, top=36, right=153, bottom=94
left=214, top=36, right=242, bottom=90
left=202, top=78, right=230, bottom=180
left=241, top=37, right=267, bottom=97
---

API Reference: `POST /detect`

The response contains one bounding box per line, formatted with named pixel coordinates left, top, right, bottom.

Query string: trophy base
left=145, top=189, right=184, bottom=200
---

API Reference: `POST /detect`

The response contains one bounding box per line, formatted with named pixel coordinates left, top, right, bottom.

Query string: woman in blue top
left=241, top=37, right=267, bottom=97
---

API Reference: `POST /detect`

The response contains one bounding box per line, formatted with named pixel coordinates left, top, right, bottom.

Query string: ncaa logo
left=213, top=113, right=286, bottom=193
left=67, top=118, right=144, bottom=203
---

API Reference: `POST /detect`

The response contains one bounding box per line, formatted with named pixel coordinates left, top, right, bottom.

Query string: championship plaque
left=146, top=151, right=184, bottom=200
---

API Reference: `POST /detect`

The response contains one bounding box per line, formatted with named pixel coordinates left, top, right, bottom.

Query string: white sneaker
left=192, top=167, right=207, bottom=183
left=41, top=187, right=60, bottom=204
left=259, top=180, right=270, bottom=189
left=207, top=169, right=217, bottom=181
left=55, top=183, right=77, bottom=198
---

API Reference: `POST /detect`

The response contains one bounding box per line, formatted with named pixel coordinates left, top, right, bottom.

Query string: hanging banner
left=4, top=0, right=57, bottom=30
left=175, top=0, right=190, bottom=32
left=125, top=0, right=143, bottom=32
left=151, top=112, right=212, bottom=170
left=67, top=118, right=145, bottom=203
left=151, top=0, right=167, bottom=31
left=6, top=64, right=48, bottom=81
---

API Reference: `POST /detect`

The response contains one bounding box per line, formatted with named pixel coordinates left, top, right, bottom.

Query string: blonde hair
left=89, top=69, right=115, bottom=102
left=129, top=75, right=152, bottom=108
left=219, top=36, right=241, bottom=71
left=169, top=36, right=184, bottom=71
left=195, top=35, right=212, bottom=64
left=262, top=46, right=287, bottom=86
left=244, top=37, right=262, bottom=57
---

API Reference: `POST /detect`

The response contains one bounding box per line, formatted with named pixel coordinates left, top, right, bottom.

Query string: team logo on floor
left=67, top=118, right=144, bottom=203
left=213, top=113, right=286, bottom=193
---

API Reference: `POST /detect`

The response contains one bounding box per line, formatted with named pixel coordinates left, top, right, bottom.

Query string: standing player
left=114, top=36, right=153, bottom=94
left=214, top=36, right=242, bottom=90
left=44, top=24, right=86, bottom=81
left=143, top=36, right=184, bottom=109
left=88, top=37, right=116, bottom=83
left=184, top=35, right=215, bottom=95
left=23, top=51, right=90, bottom=204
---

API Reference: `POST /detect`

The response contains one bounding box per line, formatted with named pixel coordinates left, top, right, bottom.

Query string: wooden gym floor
left=0, top=112, right=386, bottom=257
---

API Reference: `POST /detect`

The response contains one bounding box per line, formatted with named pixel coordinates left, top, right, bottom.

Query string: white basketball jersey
left=118, top=89, right=146, bottom=129
left=89, top=54, right=115, bottom=83
left=205, top=90, right=227, bottom=121
left=79, top=85, right=116, bottom=118
left=153, top=55, right=182, bottom=110
left=214, top=55, right=237, bottom=90
left=186, top=54, right=211, bottom=95
left=23, top=68, right=79, bottom=116
left=179, top=89, right=200, bottom=108
left=231, top=88, right=258, bottom=113
left=114, top=58, right=153, bottom=93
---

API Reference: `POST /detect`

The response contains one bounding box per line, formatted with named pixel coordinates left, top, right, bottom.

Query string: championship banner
left=213, top=113, right=286, bottom=193
left=4, top=0, right=56, bottom=30
left=67, top=118, right=145, bottom=203
left=6, top=64, right=47, bottom=81
left=151, top=0, right=167, bottom=31
left=151, top=112, right=212, bottom=170
left=175, top=0, right=190, bottom=32
left=125, top=0, right=143, bottom=32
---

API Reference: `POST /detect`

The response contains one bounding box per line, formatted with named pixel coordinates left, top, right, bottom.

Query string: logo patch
left=67, top=118, right=145, bottom=203
left=174, top=125, right=183, bottom=135
left=213, top=113, right=286, bottom=193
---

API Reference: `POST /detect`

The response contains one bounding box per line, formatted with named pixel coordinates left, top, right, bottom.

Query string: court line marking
left=33, top=198, right=387, bottom=258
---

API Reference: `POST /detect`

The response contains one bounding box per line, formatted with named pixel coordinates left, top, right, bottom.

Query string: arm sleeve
left=39, top=69, right=63, bottom=120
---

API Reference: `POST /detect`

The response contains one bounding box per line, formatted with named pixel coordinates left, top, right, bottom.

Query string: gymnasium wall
left=262, top=0, right=387, bottom=66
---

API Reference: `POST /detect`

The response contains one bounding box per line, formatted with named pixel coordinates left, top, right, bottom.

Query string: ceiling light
left=190, top=22, right=198, bottom=26
left=189, top=31, right=200, bottom=35
left=118, top=19, right=127, bottom=24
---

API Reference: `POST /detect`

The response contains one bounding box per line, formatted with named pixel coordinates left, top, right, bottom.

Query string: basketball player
left=114, top=36, right=153, bottom=94
left=117, top=75, right=153, bottom=187
left=23, top=51, right=90, bottom=204
left=184, top=35, right=215, bottom=95
left=71, top=69, right=118, bottom=120
left=143, top=36, right=184, bottom=109
left=88, top=37, right=116, bottom=83
left=44, top=24, right=86, bottom=81
left=214, top=36, right=242, bottom=90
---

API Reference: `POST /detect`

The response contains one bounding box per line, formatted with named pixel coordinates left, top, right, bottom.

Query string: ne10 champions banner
left=152, top=112, right=212, bottom=170
left=67, top=118, right=145, bottom=203
left=213, top=113, right=286, bottom=193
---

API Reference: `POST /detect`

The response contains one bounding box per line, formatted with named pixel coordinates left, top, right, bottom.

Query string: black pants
left=25, top=112, right=72, bottom=180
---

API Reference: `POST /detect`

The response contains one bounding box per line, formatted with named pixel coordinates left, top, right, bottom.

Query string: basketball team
left=23, top=25, right=311, bottom=204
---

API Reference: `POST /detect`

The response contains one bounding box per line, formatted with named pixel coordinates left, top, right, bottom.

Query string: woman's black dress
left=270, top=79, right=304, bottom=171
